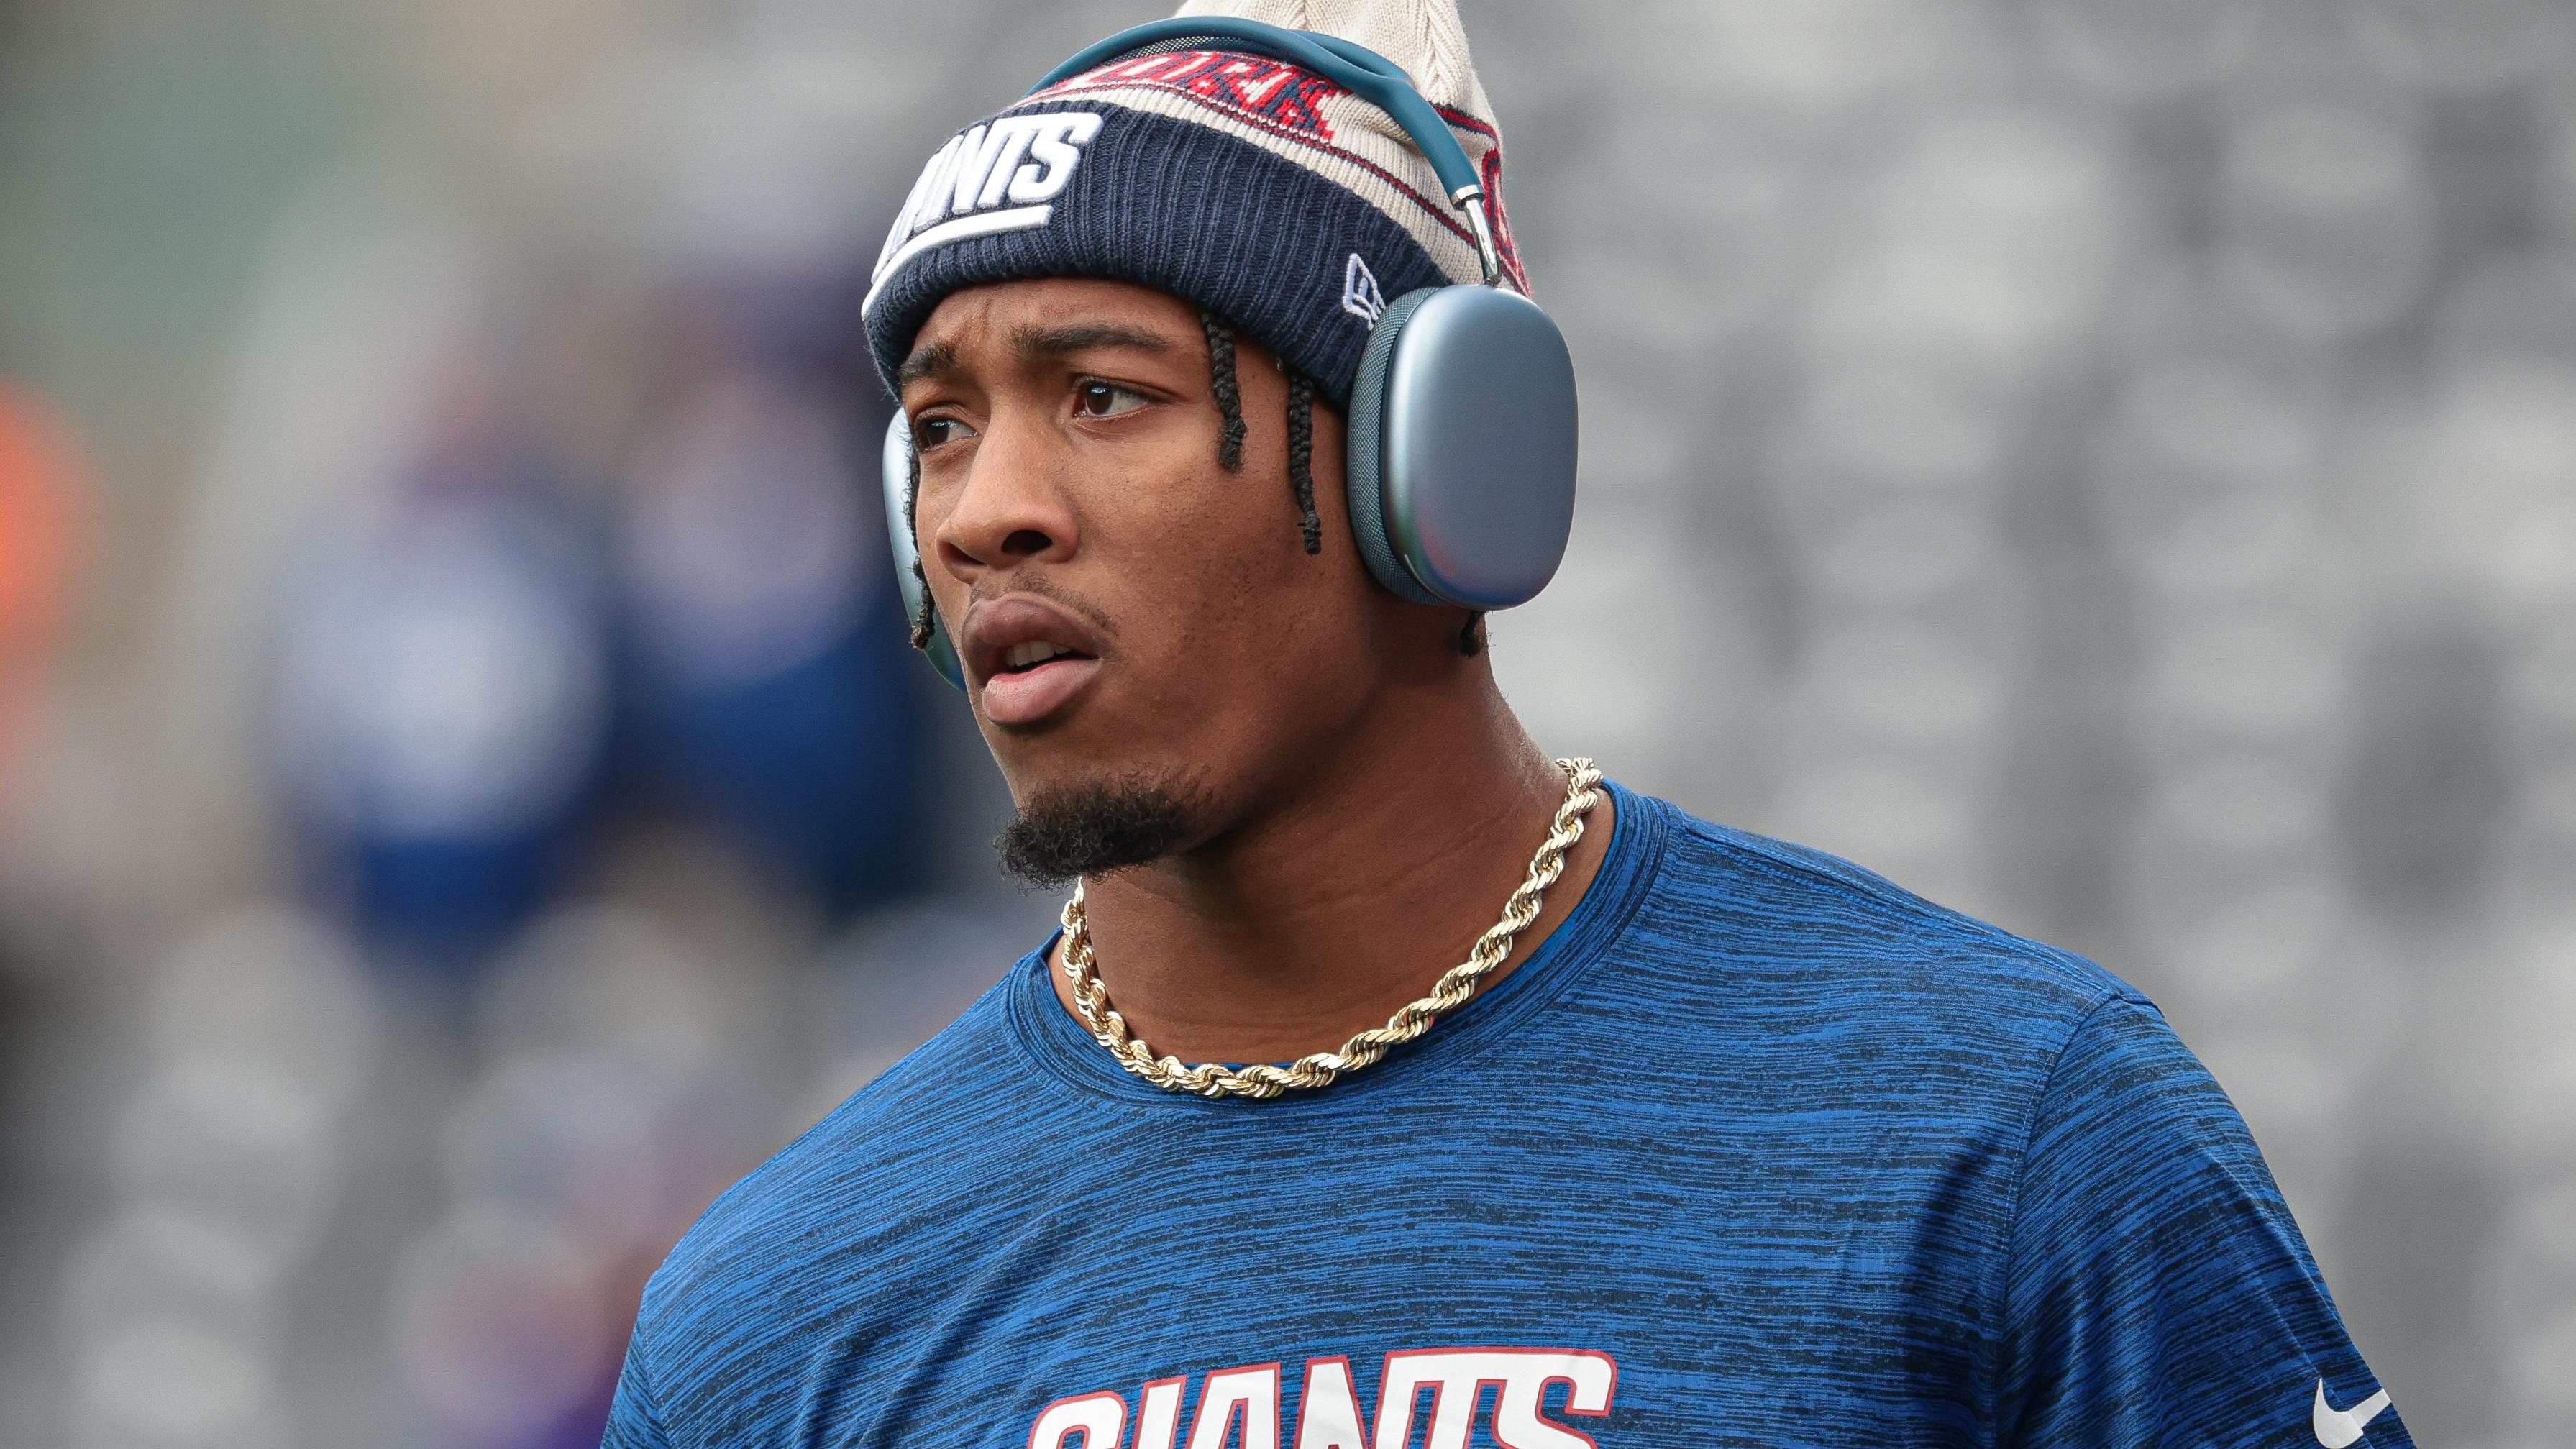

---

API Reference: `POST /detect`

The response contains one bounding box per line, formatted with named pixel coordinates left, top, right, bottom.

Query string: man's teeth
left=1002, top=641, right=1072, bottom=669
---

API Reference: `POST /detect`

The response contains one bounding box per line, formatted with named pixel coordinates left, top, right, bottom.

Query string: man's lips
left=959, top=593, right=1107, bottom=727
left=981, top=654, right=1102, bottom=726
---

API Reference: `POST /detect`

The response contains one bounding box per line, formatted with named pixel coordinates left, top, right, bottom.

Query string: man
left=606, top=1, right=2408, bottom=1445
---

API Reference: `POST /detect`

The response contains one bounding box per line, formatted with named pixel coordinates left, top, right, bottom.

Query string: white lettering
left=1029, top=1393, right=1127, bottom=1449
left=1188, top=1365, right=1281, bottom=1449
left=1292, top=1358, right=1370, bottom=1449
left=1376, top=1351, right=1616, bottom=1449
left=944, top=124, right=1001, bottom=219
left=1490, top=1353, right=1614, bottom=1449
left=862, top=207, right=1055, bottom=314
left=1023, top=1348, right=1617, bottom=1449
left=877, top=133, right=963, bottom=273
left=1374, top=1354, right=1481, bottom=1449
left=1135, top=1376, right=1188, bottom=1449
left=865, top=111, right=1105, bottom=301
left=918, top=134, right=973, bottom=227
left=977, top=117, right=1043, bottom=209
left=1010, top=113, right=1105, bottom=204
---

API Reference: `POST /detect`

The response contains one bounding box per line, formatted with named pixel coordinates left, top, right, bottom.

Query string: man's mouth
left=961, top=593, right=1112, bottom=727
left=981, top=646, right=1102, bottom=725
left=996, top=641, right=1091, bottom=674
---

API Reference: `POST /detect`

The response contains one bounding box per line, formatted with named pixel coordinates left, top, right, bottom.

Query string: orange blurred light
left=0, top=380, right=91, bottom=810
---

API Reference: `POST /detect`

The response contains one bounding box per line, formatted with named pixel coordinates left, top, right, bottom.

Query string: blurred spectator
left=611, top=293, right=931, bottom=918
left=267, top=395, right=611, bottom=970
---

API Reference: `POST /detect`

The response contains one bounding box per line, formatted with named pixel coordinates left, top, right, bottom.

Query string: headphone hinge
left=1451, top=185, right=1504, bottom=288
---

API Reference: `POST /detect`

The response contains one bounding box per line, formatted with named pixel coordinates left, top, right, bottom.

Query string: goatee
left=995, top=773, right=1207, bottom=887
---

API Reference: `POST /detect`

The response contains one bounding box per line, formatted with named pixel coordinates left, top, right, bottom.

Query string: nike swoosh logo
left=2313, top=1379, right=2392, bottom=1448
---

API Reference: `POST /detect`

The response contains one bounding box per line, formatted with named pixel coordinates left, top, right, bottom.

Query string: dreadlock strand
left=909, top=561, right=937, bottom=651
left=901, top=442, right=938, bottom=651
left=1201, top=310, right=1247, bottom=472
left=1286, top=372, right=1321, bottom=555
left=1458, top=611, right=1486, bottom=657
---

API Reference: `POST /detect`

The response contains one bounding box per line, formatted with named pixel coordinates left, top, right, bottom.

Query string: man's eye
left=1076, top=381, right=1146, bottom=419
left=916, top=416, right=976, bottom=447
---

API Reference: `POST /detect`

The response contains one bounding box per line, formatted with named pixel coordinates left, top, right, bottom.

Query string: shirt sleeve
left=1996, top=996, right=2410, bottom=1449
left=602, top=1327, right=675, bottom=1449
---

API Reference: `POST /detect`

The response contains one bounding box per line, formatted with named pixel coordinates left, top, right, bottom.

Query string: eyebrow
left=1011, top=322, right=1176, bottom=359
left=898, top=322, right=1176, bottom=393
left=894, top=342, right=959, bottom=390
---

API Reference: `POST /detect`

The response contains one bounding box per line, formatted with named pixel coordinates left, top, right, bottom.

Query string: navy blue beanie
left=860, top=0, right=1527, bottom=411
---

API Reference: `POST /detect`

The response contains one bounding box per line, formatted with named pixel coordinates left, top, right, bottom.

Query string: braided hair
left=1286, top=372, right=1321, bottom=554
left=1201, top=311, right=1248, bottom=472
left=1204, top=310, right=1325, bottom=557
left=904, top=444, right=936, bottom=650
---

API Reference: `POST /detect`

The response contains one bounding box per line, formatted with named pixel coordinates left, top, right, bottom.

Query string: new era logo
left=1343, top=253, right=1386, bottom=324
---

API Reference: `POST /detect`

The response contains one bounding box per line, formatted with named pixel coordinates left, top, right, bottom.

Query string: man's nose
left=931, top=409, right=1080, bottom=580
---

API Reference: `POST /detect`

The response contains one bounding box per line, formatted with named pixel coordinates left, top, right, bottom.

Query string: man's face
left=899, top=278, right=1399, bottom=864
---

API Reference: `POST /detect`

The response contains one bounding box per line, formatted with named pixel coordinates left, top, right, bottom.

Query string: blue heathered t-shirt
left=606, top=784, right=2408, bottom=1448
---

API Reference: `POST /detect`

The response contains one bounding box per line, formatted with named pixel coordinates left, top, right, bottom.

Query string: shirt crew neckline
left=1001, top=778, right=1671, bottom=1111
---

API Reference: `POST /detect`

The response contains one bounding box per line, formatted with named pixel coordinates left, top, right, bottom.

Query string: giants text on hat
left=867, top=112, right=1105, bottom=316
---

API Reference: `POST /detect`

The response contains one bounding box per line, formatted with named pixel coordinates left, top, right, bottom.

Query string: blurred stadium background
left=1, top=0, right=2571, bottom=1444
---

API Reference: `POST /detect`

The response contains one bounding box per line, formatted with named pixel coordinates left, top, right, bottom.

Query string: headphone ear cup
left=880, top=413, right=966, bottom=689
left=1344, top=287, right=1578, bottom=611
left=1343, top=289, right=1448, bottom=605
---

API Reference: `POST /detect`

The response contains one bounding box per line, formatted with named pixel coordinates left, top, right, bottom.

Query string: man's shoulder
left=1622, top=792, right=2145, bottom=1056
left=633, top=964, right=1039, bottom=1336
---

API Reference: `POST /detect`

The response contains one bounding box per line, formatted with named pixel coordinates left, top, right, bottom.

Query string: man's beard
left=995, top=773, right=1207, bottom=887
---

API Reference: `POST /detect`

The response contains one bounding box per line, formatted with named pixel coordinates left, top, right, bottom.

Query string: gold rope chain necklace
left=1057, top=757, right=1604, bottom=1100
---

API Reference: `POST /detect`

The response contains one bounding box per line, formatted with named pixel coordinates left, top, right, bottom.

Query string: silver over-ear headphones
left=884, top=17, right=1577, bottom=689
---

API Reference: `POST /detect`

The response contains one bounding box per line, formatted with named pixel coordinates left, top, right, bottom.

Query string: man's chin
left=995, top=770, right=1210, bottom=888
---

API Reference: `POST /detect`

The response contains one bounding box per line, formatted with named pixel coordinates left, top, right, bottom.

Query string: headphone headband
left=1027, top=17, right=1504, bottom=285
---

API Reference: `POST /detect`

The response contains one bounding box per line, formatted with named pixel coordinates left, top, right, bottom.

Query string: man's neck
left=1044, top=690, right=1617, bottom=1067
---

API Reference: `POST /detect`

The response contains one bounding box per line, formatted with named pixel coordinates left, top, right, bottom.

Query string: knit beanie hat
left=862, top=0, right=1527, bottom=410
